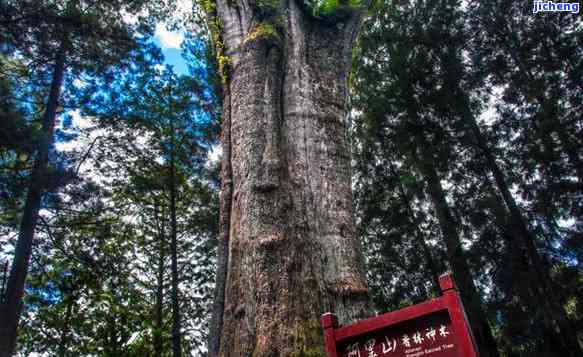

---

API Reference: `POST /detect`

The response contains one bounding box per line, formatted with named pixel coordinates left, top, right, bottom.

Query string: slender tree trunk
left=460, top=102, right=582, bottom=356
left=169, top=125, right=181, bottom=357
left=440, top=35, right=581, bottom=352
left=0, top=37, right=67, bottom=357
left=413, top=133, right=500, bottom=357
left=481, top=177, right=535, bottom=354
left=154, top=230, right=165, bottom=357
left=395, top=51, right=499, bottom=354
left=210, top=1, right=371, bottom=355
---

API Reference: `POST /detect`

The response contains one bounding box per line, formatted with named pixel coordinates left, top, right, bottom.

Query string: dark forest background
left=1, top=0, right=581, bottom=356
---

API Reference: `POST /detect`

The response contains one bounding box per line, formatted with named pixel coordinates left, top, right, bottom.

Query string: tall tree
left=0, top=1, right=171, bottom=353
left=465, top=2, right=583, bottom=354
left=438, top=40, right=582, bottom=356
left=353, top=0, right=582, bottom=355
left=82, top=61, right=218, bottom=356
left=205, top=0, right=374, bottom=355
left=351, top=1, right=500, bottom=355
left=352, top=121, right=443, bottom=310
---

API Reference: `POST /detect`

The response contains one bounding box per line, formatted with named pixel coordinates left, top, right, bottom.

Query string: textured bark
left=169, top=126, right=182, bottom=357
left=0, top=37, right=67, bottom=357
left=208, top=85, right=233, bottom=355
left=413, top=134, right=500, bottom=357
left=210, top=1, right=371, bottom=355
left=154, top=230, right=165, bottom=357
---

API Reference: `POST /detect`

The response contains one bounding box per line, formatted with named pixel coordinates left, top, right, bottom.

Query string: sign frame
left=321, top=274, right=479, bottom=357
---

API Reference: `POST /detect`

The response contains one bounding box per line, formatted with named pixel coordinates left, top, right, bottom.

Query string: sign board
left=321, top=274, right=479, bottom=357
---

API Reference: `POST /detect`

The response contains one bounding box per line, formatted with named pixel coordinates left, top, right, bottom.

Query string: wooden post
left=439, top=273, right=480, bottom=357
left=321, top=313, right=339, bottom=357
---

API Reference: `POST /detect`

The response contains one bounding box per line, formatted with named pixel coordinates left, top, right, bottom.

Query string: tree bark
left=0, top=37, right=67, bottom=357
left=105, top=307, right=120, bottom=357
left=208, top=84, right=233, bottom=356
left=412, top=133, right=500, bottom=357
left=210, top=1, right=371, bottom=355
left=154, top=226, right=165, bottom=357
left=169, top=123, right=181, bottom=357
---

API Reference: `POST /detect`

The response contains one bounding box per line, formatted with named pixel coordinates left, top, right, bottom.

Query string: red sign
left=321, top=274, right=479, bottom=357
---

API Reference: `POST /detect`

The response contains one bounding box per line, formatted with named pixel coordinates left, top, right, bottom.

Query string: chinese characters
left=344, top=324, right=451, bottom=356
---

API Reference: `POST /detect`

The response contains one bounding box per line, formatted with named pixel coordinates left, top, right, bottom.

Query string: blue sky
left=153, top=24, right=189, bottom=75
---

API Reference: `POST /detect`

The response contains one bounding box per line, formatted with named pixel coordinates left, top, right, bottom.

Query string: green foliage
left=352, top=0, right=582, bottom=355
left=2, top=0, right=581, bottom=356
left=1, top=2, right=220, bottom=350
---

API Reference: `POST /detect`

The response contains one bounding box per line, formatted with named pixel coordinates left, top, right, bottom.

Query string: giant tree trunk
left=413, top=133, right=500, bottom=357
left=0, top=38, right=67, bottom=357
left=209, top=1, right=371, bottom=355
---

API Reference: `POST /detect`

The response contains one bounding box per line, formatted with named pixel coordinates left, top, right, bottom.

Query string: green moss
left=289, top=318, right=326, bottom=357
left=244, top=22, right=282, bottom=45
left=217, top=54, right=231, bottom=84
left=201, top=0, right=216, bottom=14
left=202, top=1, right=230, bottom=84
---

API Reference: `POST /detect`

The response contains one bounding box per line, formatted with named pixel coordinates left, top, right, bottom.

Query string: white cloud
left=155, top=24, right=184, bottom=49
